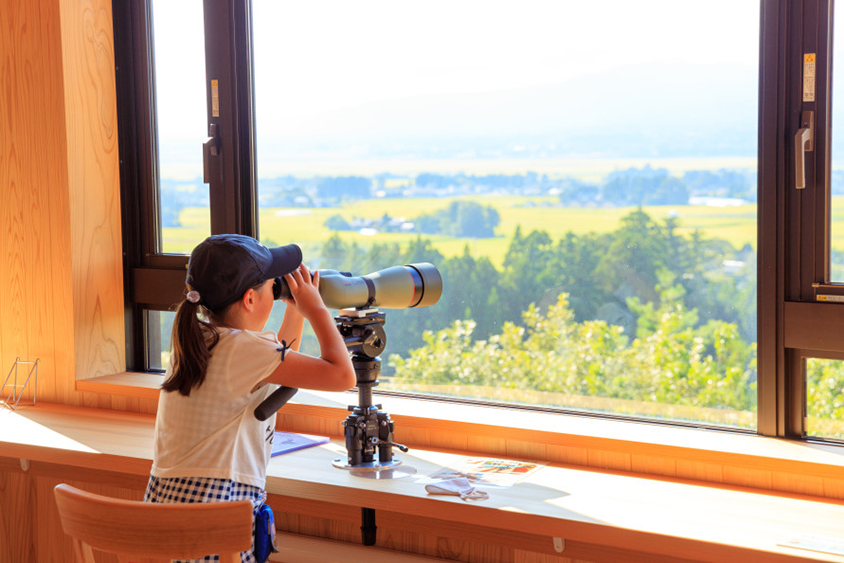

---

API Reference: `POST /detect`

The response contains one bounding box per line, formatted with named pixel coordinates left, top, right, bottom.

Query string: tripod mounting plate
left=333, top=457, right=417, bottom=479
left=338, top=307, right=379, bottom=317
left=332, top=456, right=403, bottom=470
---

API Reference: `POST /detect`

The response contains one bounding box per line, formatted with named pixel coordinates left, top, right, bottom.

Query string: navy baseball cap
left=186, top=234, right=302, bottom=312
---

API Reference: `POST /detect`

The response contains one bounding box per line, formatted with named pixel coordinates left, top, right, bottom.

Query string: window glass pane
left=146, top=310, right=174, bottom=371
left=147, top=307, right=314, bottom=371
left=152, top=0, right=209, bottom=254
left=252, top=0, right=759, bottom=428
left=806, top=358, right=844, bottom=440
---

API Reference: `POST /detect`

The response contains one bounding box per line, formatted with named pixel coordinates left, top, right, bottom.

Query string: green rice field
left=165, top=197, right=760, bottom=265
left=162, top=195, right=844, bottom=269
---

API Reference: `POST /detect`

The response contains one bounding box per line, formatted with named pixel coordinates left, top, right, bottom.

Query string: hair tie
left=186, top=290, right=201, bottom=304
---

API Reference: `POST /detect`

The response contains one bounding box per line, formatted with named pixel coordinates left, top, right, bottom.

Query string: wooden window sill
left=3, top=401, right=844, bottom=562
left=77, top=372, right=844, bottom=500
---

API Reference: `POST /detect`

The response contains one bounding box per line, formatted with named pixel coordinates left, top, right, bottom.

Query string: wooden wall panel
left=0, top=0, right=76, bottom=406
left=0, top=460, right=37, bottom=563
left=266, top=493, right=699, bottom=563
left=1, top=0, right=125, bottom=409
left=59, top=0, right=125, bottom=385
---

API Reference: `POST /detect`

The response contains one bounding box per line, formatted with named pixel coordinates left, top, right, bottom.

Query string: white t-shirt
left=151, top=327, right=284, bottom=489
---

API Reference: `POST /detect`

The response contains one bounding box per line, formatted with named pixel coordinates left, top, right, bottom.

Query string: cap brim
left=265, top=244, right=302, bottom=279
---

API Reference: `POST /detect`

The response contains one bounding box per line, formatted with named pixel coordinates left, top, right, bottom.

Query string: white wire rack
left=2, top=358, right=39, bottom=410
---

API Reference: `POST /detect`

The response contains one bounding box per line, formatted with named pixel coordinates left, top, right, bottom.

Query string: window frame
left=774, top=0, right=844, bottom=442
left=114, top=0, right=259, bottom=369
left=113, top=0, right=844, bottom=442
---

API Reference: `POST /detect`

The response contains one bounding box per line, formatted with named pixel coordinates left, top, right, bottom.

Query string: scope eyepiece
left=273, top=269, right=346, bottom=301
left=272, top=277, right=283, bottom=300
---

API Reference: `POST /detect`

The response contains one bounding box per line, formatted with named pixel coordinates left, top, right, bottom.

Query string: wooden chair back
left=53, top=483, right=253, bottom=563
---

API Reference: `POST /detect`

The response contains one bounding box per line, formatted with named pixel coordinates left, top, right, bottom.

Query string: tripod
left=332, top=308, right=409, bottom=546
left=333, top=308, right=408, bottom=467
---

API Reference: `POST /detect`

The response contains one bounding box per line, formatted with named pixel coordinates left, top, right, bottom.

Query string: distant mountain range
left=257, top=62, right=758, bottom=161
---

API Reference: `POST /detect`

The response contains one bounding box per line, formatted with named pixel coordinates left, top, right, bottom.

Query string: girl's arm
left=265, top=264, right=355, bottom=392
left=276, top=300, right=304, bottom=352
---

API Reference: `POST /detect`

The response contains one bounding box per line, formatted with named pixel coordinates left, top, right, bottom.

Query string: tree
left=552, top=232, right=609, bottom=321
left=413, top=201, right=500, bottom=238
left=454, top=201, right=499, bottom=237
left=558, top=178, right=601, bottom=206
left=438, top=246, right=501, bottom=340
left=600, top=166, right=689, bottom=206
left=594, top=208, right=667, bottom=306
left=500, top=227, right=555, bottom=322
left=324, top=214, right=351, bottom=231
left=319, top=234, right=369, bottom=272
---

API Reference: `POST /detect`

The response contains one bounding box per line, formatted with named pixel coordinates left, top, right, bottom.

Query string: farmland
left=165, top=197, right=761, bottom=266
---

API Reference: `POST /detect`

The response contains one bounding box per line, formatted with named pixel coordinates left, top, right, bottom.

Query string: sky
left=251, top=0, right=760, bottom=115
left=151, top=1, right=762, bottom=175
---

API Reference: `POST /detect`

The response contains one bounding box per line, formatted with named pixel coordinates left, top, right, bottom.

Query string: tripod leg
left=344, top=415, right=364, bottom=466
left=377, top=411, right=394, bottom=463
left=361, top=507, right=377, bottom=546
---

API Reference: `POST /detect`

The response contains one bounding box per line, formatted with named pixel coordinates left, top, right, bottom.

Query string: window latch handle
left=795, top=111, right=814, bottom=190
left=203, top=123, right=220, bottom=183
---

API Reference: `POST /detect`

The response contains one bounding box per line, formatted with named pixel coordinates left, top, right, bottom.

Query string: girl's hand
left=268, top=262, right=355, bottom=392
left=282, top=263, right=327, bottom=319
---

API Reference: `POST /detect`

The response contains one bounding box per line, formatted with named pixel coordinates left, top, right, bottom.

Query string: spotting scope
left=254, top=262, right=443, bottom=422
left=273, top=263, right=442, bottom=310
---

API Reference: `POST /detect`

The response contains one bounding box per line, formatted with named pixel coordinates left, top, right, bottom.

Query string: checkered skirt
left=143, top=475, right=264, bottom=563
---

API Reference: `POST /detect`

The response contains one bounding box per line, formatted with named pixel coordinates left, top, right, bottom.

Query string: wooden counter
left=2, top=403, right=844, bottom=562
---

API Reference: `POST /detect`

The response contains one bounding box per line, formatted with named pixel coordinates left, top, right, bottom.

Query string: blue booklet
left=271, top=431, right=329, bottom=457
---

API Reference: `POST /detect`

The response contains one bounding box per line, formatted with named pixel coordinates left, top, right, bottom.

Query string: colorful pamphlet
left=427, top=457, right=542, bottom=488
left=270, top=431, right=329, bottom=457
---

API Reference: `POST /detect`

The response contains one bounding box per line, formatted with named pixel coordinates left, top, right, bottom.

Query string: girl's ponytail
left=162, top=297, right=220, bottom=396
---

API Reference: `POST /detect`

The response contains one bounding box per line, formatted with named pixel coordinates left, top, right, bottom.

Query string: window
left=114, top=0, right=256, bottom=368
left=114, top=0, right=844, bottom=442
left=769, top=0, right=844, bottom=442
left=250, top=0, right=759, bottom=429
left=151, top=0, right=210, bottom=254
left=832, top=0, right=844, bottom=281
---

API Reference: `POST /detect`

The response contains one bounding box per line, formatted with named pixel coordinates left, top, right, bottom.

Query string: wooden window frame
left=763, top=0, right=844, bottom=441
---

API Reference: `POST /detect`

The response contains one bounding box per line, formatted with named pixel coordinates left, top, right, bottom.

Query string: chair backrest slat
left=54, top=483, right=253, bottom=563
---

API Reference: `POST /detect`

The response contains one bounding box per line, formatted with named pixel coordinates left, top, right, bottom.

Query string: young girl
left=144, top=234, right=356, bottom=563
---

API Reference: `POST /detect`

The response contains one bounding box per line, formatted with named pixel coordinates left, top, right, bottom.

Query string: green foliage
left=415, top=201, right=501, bottom=238
left=806, top=359, right=844, bottom=420
left=391, top=291, right=756, bottom=412
left=324, top=214, right=351, bottom=231
left=320, top=208, right=761, bottom=417
left=594, top=208, right=668, bottom=301
left=600, top=165, right=690, bottom=206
